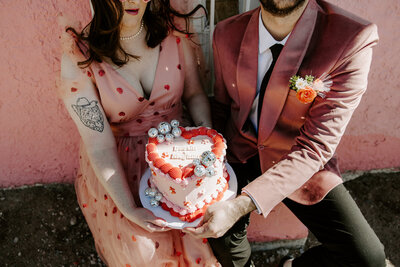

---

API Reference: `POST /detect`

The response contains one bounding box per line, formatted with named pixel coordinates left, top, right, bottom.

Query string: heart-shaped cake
left=145, top=124, right=229, bottom=222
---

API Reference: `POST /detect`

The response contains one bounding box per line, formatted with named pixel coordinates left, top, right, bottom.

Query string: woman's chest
left=114, top=45, right=160, bottom=98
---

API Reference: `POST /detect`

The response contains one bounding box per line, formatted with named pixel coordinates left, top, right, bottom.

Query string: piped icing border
left=161, top=181, right=229, bottom=222
left=147, top=171, right=231, bottom=222
left=146, top=126, right=226, bottom=180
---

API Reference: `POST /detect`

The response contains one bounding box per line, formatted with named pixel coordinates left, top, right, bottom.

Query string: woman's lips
left=125, top=9, right=139, bottom=15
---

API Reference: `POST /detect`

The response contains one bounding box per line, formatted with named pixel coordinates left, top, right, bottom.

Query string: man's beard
left=259, top=0, right=307, bottom=17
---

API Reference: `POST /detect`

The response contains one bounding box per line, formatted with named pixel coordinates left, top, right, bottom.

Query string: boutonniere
left=289, top=73, right=332, bottom=104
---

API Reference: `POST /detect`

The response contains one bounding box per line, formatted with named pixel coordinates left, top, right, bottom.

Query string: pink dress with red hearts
left=67, top=33, right=220, bottom=267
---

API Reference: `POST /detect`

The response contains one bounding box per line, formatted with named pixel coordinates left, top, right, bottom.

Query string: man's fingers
left=182, top=226, right=202, bottom=235
left=196, top=209, right=214, bottom=228
left=202, top=210, right=212, bottom=223
left=183, top=222, right=213, bottom=237
left=183, top=225, right=205, bottom=235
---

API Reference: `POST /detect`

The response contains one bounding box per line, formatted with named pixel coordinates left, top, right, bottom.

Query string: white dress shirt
left=242, top=12, right=290, bottom=214
left=249, top=12, right=290, bottom=132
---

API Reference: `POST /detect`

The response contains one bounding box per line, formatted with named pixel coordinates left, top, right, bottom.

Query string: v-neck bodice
left=76, top=34, right=186, bottom=136
left=102, top=46, right=161, bottom=102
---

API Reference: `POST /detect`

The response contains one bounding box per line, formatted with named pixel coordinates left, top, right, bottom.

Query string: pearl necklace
left=120, top=21, right=144, bottom=41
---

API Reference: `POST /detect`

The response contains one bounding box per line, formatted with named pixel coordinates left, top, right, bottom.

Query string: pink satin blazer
left=212, top=0, right=379, bottom=216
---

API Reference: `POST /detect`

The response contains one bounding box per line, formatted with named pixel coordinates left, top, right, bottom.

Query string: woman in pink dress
left=59, top=0, right=219, bottom=266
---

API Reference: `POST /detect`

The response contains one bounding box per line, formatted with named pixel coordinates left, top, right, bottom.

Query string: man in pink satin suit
left=184, top=0, right=386, bottom=266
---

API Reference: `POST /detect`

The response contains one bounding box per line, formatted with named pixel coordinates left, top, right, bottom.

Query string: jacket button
left=258, top=145, right=265, bottom=150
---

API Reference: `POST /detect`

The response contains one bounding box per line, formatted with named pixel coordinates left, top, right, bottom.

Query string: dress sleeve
left=59, top=28, right=97, bottom=93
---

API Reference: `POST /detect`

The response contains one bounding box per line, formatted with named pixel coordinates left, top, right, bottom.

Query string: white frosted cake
left=144, top=121, right=229, bottom=222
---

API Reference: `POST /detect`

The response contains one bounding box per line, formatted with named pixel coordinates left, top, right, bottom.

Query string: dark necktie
left=257, top=43, right=284, bottom=124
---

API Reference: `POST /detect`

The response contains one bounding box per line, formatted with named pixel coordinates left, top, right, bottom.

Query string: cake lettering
left=170, top=153, right=186, bottom=160
left=173, top=146, right=196, bottom=152
left=170, top=152, right=200, bottom=160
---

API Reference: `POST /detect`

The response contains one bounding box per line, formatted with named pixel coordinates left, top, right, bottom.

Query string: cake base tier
left=139, top=163, right=238, bottom=229
left=160, top=181, right=229, bottom=223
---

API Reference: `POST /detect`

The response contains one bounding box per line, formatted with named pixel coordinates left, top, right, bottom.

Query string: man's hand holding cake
left=183, top=193, right=257, bottom=238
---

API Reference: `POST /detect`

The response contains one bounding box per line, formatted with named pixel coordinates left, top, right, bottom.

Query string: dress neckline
left=100, top=38, right=165, bottom=102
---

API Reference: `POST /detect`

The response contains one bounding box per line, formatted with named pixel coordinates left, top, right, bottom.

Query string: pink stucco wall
left=1, top=0, right=397, bottom=187
left=331, top=0, right=400, bottom=170
left=0, top=0, right=399, bottom=243
left=0, top=1, right=91, bottom=186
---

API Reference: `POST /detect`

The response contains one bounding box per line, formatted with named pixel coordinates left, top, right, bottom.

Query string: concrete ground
left=0, top=171, right=399, bottom=266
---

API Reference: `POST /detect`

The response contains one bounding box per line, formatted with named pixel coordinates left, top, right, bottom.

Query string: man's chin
left=260, top=0, right=307, bottom=17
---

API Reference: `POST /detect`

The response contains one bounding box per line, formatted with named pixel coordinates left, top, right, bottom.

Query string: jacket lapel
left=236, top=8, right=260, bottom=142
left=258, top=0, right=319, bottom=143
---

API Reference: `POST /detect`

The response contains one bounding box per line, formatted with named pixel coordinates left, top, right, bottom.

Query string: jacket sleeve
left=243, top=23, right=379, bottom=217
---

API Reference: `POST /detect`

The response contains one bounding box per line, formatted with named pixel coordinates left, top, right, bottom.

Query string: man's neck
left=260, top=0, right=309, bottom=41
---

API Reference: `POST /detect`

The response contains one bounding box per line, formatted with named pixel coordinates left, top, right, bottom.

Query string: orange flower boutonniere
left=289, top=73, right=332, bottom=104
